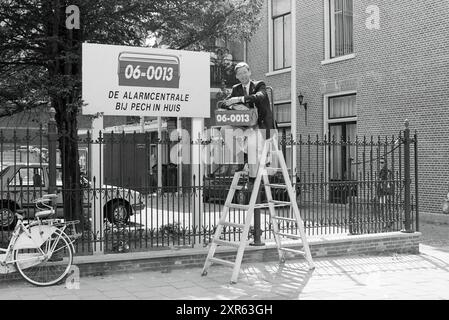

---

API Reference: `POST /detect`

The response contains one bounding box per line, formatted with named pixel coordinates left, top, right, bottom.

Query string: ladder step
left=213, top=239, right=241, bottom=248
left=273, top=216, right=297, bottom=222
left=209, top=257, right=235, bottom=268
left=266, top=184, right=288, bottom=189
left=222, top=222, right=246, bottom=229
left=269, top=200, right=292, bottom=206
left=266, top=167, right=282, bottom=173
left=279, top=247, right=305, bottom=255
left=255, top=203, right=291, bottom=209
left=231, top=185, right=244, bottom=191
left=276, top=232, right=302, bottom=240
left=227, top=203, right=250, bottom=210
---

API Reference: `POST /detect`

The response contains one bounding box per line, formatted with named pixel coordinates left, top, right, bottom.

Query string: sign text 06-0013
left=214, top=109, right=258, bottom=127
left=118, top=52, right=180, bottom=88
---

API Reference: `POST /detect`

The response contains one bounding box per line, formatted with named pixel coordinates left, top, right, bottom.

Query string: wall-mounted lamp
left=298, top=93, right=304, bottom=105
left=298, top=93, right=308, bottom=125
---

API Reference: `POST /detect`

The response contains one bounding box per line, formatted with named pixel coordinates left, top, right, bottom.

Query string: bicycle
left=0, top=194, right=79, bottom=286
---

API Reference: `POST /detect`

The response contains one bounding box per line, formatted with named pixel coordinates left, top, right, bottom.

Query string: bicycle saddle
left=36, top=210, right=54, bottom=219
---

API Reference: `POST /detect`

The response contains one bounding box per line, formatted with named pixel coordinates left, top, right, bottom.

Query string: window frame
left=323, top=0, right=354, bottom=62
left=270, top=0, right=292, bottom=71
left=323, top=92, right=357, bottom=183
left=273, top=102, right=292, bottom=124
left=328, top=93, right=357, bottom=120
left=273, top=100, right=292, bottom=171
left=8, top=167, right=46, bottom=187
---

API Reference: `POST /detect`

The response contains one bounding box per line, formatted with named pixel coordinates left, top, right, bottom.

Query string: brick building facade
left=244, top=0, right=449, bottom=214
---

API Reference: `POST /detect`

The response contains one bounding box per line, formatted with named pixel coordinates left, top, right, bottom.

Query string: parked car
left=203, top=163, right=246, bottom=204
left=202, top=163, right=300, bottom=204
left=0, top=163, right=145, bottom=229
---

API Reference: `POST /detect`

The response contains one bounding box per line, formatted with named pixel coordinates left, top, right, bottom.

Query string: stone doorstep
left=0, top=232, right=421, bottom=283
left=419, top=212, right=449, bottom=225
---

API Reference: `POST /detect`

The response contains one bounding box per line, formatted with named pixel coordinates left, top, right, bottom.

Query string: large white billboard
left=82, top=43, right=210, bottom=118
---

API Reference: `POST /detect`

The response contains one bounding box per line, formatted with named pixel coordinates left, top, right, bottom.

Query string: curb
left=1, top=231, right=421, bottom=285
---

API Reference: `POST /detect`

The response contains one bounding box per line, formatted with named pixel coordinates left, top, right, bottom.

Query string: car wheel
left=107, top=201, right=130, bottom=224
left=0, top=206, right=17, bottom=230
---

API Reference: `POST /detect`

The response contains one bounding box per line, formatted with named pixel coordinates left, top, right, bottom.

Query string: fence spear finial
left=404, top=119, right=409, bottom=129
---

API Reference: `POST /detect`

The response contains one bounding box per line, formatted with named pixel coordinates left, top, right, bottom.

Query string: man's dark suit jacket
left=218, top=80, right=275, bottom=138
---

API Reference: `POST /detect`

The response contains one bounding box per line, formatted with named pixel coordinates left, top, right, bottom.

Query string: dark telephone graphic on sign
left=118, top=52, right=180, bottom=88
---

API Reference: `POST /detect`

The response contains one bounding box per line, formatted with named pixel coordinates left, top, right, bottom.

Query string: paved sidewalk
left=1, top=244, right=449, bottom=300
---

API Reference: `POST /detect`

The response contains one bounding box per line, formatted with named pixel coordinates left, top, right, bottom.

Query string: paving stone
left=51, top=295, right=81, bottom=300
left=102, top=290, right=134, bottom=298
left=133, top=291, right=164, bottom=299
left=2, top=245, right=449, bottom=300
left=80, top=295, right=110, bottom=300
left=123, top=284, right=153, bottom=293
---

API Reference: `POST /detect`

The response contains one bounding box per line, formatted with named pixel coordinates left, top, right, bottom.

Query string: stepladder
left=201, top=136, right=315, bottom=284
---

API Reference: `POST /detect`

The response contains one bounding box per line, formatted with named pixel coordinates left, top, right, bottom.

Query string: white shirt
left=241, top=83, right=250, bottom=103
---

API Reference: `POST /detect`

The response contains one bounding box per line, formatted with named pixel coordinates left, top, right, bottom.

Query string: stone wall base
left=1, top=232, right=421, bottom=284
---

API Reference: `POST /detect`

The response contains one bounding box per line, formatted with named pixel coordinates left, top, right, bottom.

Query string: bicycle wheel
left=14, top=229, right=73, bottom=286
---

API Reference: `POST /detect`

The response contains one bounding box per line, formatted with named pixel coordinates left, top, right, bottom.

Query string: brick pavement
left=1, top=244, right=448, bottom=300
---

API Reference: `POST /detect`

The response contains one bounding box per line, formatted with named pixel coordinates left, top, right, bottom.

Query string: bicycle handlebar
left=33, top=198, right=51, bottom=204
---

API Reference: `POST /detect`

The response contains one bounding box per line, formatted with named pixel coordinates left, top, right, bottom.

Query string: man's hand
left=232, top=104, right=250, bottom=111
left=224, top=97, right=242, bottom=107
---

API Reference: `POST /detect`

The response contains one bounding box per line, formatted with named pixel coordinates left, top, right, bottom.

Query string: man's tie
left=244, top=84, right=249, bottom=96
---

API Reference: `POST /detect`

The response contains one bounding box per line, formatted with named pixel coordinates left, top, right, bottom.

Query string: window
left=9, top=167, right=46, bottom=187
left=328, top=94, right=356, bottom=119
left=278, top=126, right=292, bottom=170
left=327, top=93, right=357, bottom=203
left=272, top=0, right=291, bottom=70
left=56, top=168, right=63, bottom=187
left=327, top=0, right=353, bottom=59
left=274, top=102, right=291, bottom=124
left=273, top=102, right=292, bottom=170
left=327, top=94, right=357, bottom=180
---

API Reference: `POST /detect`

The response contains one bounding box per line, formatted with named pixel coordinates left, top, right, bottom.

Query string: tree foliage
left=0, top=0, right=263, bottom=222
left=0, top=0, right=263, bottom=114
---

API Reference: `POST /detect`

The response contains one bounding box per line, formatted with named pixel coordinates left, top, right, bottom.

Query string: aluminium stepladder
left=201, top=136, right=315, bottom=284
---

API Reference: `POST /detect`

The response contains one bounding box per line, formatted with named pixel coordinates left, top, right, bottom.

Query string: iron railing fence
left=0, top=124, right=418, bottom=255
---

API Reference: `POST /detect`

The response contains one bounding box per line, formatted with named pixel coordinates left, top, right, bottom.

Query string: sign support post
left=191, top=117, right=204, bottom=245
left=91, top=113, right=104, bottom=255
left=157, top=117, right=163, bottom=191
left=177, top=117, right=183, bottom=192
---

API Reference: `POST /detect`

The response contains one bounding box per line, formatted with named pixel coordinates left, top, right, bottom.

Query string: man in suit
left=218, top=62, right=276, bottom=178
left=218, top=62, right=275, bottom=137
